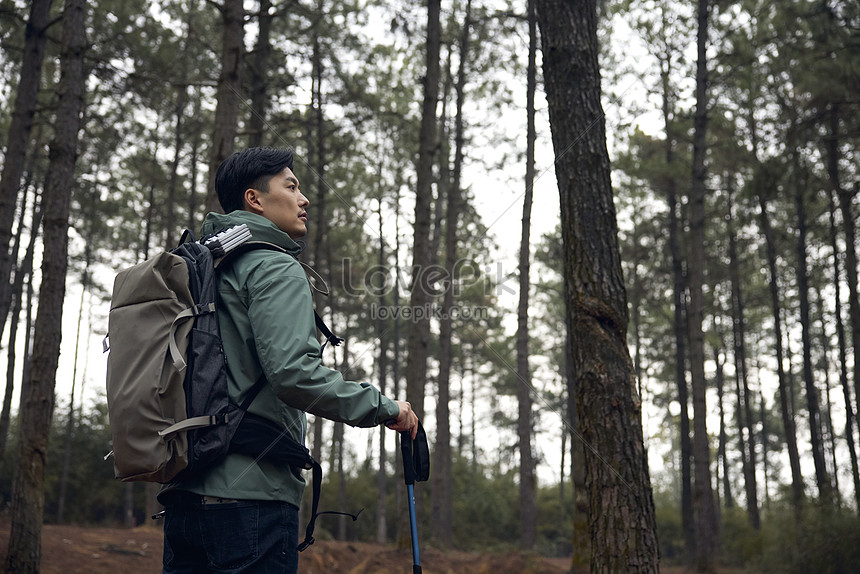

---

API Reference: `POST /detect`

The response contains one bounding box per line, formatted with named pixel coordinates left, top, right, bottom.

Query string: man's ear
left=244, top=188, right=264, bottom=214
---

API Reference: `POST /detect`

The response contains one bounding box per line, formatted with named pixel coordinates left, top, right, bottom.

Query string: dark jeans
left=162, top=493, right=299, bottom=574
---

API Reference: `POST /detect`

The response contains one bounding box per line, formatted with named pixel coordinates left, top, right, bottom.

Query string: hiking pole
left=400, top=422, right=429, bottom=574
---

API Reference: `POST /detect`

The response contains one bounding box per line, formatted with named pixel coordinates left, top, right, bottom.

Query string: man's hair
left=215, top=147, right=295, bottom=213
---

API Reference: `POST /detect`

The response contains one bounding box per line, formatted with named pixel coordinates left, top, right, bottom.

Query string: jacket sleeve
left=244, top=255, right=400, bottom=427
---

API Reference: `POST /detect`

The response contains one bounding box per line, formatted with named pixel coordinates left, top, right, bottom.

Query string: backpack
left=104, top=225, right=345, bottom=549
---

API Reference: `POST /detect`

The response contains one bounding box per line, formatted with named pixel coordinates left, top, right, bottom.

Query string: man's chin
left=288, top=225, right=308, bottom=240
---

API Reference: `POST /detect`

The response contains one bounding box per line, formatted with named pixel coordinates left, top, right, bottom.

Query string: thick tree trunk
left=515, top=0, right=537, bottom=550
left=404, top=0, right=441, bottom=422
left=204, top=0, right=244, bottom=213
left=432, top=0, right=471, bottom=548
left=535, top=1, right=659, bottom=571
left=565, top=307, right=589, bottom=572
left=4, top=0, right=87, bottom=570
left=689, top=0, right=719, bottom=569
left=0, top=0, right=53, bottom=341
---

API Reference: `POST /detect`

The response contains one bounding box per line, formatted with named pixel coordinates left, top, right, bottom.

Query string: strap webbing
left=315, top=311, right=343, bottom=349
left=159, top=414, right=224, bottom=438
left=296, top=461, right=362, bottom=552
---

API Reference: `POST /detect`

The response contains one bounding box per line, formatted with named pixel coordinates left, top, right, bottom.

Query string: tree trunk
left=794, top=160, right=832, bottom=504
left=166, top=87, right=186, bottom=248
left=375, top=187, right=389, bottom=544
left=307, top=3, right=329, bottom=513
left=689, top=0, right=719, bottom=569
left=827, top=105, right=860, bottom=498
left=57, top=249, right=91, bottom=523
left=515, top=0, right=537, bottom=550
left=726, top=182, right=760, bottom=529
left=204, top=0, right=244, bottom=214
left=757, top=187, right=804, bottom=508
left=535, top=0, right=659, bottom=571
left=565, top=288, right=589, bottom=572
left=392, top=185, right=407, bottom=545
left=0, top=202, right=41, bottom=475
left=759, top=385, right=771, bottom=510
left=0, top=0, right=53, bottom=342
left=188, top=88, right=202, bottom=231
left=4, top=0, right=87, bottom=570
left=432, top=0, right=471, bottom=548
left=247, top=0, right=273, bottom=148
left=405, top=0, right=441, bottom=422
left=663, top=62, right=694, bottom=559
left=815, top=292, right=840, bottom=499
left=714, top=347, right=734, bottom=509
left=827, top=175, right=860, bottom=512
left=124, top=483, right=135, bottom=527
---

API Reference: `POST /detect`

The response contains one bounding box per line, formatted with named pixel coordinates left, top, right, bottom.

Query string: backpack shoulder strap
left=216, top=241, right=343, bottom=348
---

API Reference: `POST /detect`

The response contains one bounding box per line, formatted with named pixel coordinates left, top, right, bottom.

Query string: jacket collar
left=201, top=211, right=304, bottom=257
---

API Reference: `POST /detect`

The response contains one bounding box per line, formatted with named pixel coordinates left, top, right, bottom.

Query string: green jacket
left=165, top=210, right=399, bottom=508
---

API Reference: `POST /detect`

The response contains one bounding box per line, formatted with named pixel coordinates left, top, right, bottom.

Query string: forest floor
left=0, top=520, right=748, bottom=573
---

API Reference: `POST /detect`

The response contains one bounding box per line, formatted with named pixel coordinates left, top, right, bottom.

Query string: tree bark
left=566, top=305, right=589, bottom=572
left=0, top=0, right=53, bottom=342
left=432, top=0, right=471, bottom=547
left=204, top=0, right=244, bottom=214
left=535, top=0, right=659, bottom=571
left=515, top=0, right=537, bottom=550
left=4, top=0, right=87, bottom=570
left=404, top=0, right=441, bottom=422
left=689, top=0, right=719, bottom=569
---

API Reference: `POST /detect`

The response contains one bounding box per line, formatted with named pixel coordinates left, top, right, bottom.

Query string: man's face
left=256, top=167, right=309, bottom=239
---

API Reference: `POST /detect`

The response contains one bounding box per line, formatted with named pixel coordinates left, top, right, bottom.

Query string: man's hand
left=385, top=400, right=419, bottom=439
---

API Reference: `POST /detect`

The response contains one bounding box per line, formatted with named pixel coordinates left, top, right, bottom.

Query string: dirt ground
left=0, top=520, right=572, bottom=574
left=0, top=521, right=745, bottom=573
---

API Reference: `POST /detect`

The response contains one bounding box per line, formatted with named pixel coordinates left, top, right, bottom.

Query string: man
left=160, top=147, right=419, bottom=573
